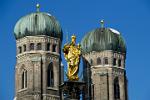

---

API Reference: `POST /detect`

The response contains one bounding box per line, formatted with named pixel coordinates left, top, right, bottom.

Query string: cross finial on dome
left=36, top=3, right=40, bottom=12
left=100, top=19, right=104, bottom=28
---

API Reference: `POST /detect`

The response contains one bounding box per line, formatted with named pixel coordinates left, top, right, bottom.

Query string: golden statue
left=63, top=35, right=81, bottom=81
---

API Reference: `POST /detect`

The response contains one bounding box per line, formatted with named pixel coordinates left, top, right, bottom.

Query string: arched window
left=18, top=46, right=22, bottom=53
left=47, top=43, right=50, bottom=51
left=37, top=43, right=42, bottom=50
left=21, top=71, right=24, bottom=89
left=30, top=43, right=34, bottom=50
left=25, top=71, right=27, bottom=88
left=118, top=59, right=121, bottom=67
left=97, top=57, right=101, bottom=65
left=35, top=15, right=38, bottom=25
left=23, top=45, right=26, bottom=52
left=52, top=44, right=56, bottom=52
left=104, top=57, right=108, bottom=65
left=113, top=58, right=116, bottom=66
left=21, top=69, right=27, bottom=89
left=47, top=62, right=54, bottom=87
left=114, top=77, right=120, bottom=99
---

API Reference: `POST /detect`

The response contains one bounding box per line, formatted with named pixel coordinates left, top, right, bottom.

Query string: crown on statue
left=71, top=34, right=76, bottom=39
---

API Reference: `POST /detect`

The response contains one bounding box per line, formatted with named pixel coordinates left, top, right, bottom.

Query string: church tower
left=81, top=21, right=128, bottom=100
left=14, top=4, right=63, bottom=100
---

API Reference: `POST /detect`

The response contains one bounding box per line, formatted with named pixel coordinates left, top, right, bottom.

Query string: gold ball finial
left=100, top=19, right=104, bottom=28
left=36, top=3, right=40, bottom=12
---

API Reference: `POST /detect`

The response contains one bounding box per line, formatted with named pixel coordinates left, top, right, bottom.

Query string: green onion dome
left=81, top=27, right=126, bottom=54
left=14, top=12, right=63, bottom=40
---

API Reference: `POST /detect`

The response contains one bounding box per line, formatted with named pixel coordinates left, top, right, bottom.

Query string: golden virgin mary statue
left=63, top=35, right=81, bottom=81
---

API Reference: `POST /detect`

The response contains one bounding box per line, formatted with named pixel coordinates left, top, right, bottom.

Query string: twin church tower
left=14, top=4, right=128, bottom=100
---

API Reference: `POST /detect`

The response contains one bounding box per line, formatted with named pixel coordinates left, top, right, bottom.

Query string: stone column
left=28, top=65, right=33, bottom=90
left=50, top=43, right=53, bottom=52
left=27, top=42, right=30, bottom=51
left=53, top=58, right=59, bottom=87
left=56, top=44, right=59, bottom=54
left=108, top=69, right=114, bottom=100
left=42, top=55, right=47, bottom=100
left=120, top=74, right=125, bottom=100
left=42, top=42, right=46, bottom=51
left=15, top=68, right=19, bottom=92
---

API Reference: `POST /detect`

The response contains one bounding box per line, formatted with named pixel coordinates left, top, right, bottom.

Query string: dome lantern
left=36, top=3, right=40, bottom=12
left=100, top=19, right=104, bottom=28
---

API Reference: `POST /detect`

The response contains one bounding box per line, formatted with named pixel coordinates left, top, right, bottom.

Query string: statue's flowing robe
left=63, top=44, right=81, bottom=81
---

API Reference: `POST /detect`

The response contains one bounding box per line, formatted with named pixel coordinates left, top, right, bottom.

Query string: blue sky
left=0, top=0, right=150, bottom=100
